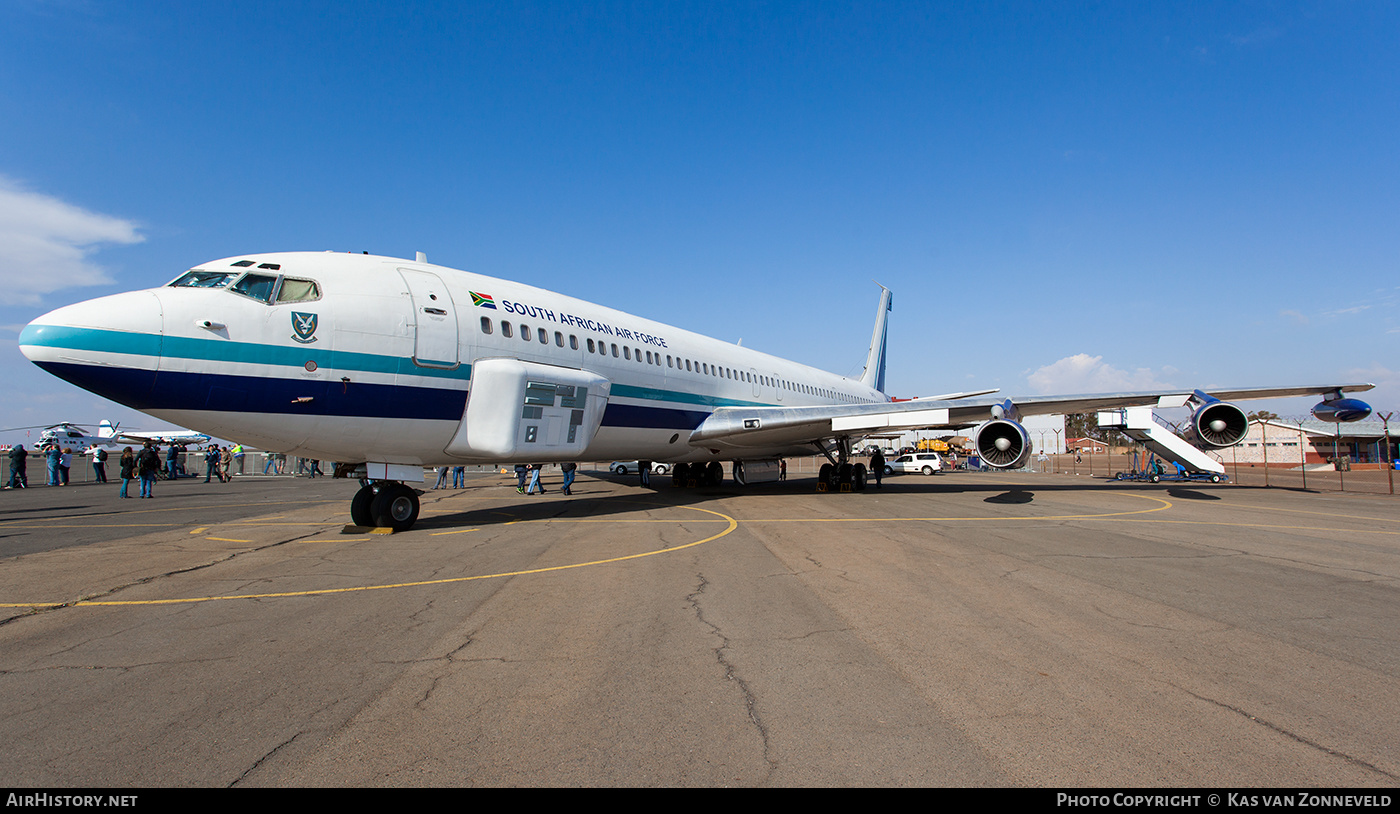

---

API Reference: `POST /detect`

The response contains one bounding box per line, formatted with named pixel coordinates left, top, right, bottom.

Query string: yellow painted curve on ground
left=3, top=504, right=740, bottom=609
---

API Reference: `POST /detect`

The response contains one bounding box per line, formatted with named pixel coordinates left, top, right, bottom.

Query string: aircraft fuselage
left=20, top=252, right=887, bottom=467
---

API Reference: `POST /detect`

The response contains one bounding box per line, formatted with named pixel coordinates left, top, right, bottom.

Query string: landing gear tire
left=704, top=461, right=723, bottom=487
left=672, top=462, right=690, bottom=487
left=818, top=463, right=834, bottom=491
left=350, top=485, right=374, bottom=527
left=853, top=463, right=867, bottom=492
left=371, top=484, right=420, bottom=532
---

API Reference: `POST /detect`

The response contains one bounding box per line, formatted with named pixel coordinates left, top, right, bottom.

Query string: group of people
left=513, top=462, right=577, bottom=495
left=2, top=439, right=258, bottom=497
left=116, top=441, right=163, bottom=498
left=432, top=465, right=467, bottom=489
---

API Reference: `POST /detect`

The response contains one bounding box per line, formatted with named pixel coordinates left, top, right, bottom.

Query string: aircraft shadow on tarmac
left=409, top=470, right=1245, bottom=530
left=1165, top=487, right=1222, bottom=500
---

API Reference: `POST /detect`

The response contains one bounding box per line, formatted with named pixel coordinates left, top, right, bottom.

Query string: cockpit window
left=230, top=273, right=279, bottom=303
left=170, top=270, right=238, bottom=288
left=275, top=277, right=320, bottom=303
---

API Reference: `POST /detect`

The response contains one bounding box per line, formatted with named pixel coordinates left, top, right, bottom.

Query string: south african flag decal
left=470, top=291, right=497, bottom=309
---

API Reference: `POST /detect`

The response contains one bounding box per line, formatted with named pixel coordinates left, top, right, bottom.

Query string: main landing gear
left=669, top=461, right=724, bottom=487
left=815, top=438, right=868, bottom=492
left=350, top=480, right=421, bottom=532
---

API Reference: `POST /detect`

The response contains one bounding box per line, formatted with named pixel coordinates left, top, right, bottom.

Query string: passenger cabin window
left=230, top=273, right=278, bottom=303
left=480, top=316, right=493, bottom=335
left=502, top=322, right=513, bottom=338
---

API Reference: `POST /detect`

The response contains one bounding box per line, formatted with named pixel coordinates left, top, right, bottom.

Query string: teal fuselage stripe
left=21, top=324, right=775, bottom=410
left=20, top=324, right=471, bottom=381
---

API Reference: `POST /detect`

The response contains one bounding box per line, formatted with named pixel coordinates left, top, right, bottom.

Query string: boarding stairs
left=1097, top=407, right=1225, bottom=475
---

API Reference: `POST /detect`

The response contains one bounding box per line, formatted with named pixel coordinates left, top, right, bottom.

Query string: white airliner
left=97, top=420, right=211, bottom=447
left=18, top=251, right=1374, bottom=530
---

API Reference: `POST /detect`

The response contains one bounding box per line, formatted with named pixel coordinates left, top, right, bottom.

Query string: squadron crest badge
left=291, top=311, right=319, bottom=344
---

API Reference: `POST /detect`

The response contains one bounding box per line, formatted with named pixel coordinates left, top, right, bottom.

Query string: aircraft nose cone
left=20, top=290, right=164, bottom=407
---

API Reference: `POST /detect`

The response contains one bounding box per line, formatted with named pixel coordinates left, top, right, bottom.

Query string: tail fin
left=98, top=420, right=117, bottom=438
left=859, top=285, right=892, bottom=395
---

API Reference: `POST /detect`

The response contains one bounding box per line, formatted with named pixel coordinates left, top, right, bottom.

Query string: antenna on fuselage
left=415, top=251, right=427, bottom=263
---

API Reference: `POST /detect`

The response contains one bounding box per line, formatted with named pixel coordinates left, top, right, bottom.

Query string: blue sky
left=2, top=1, right=1396, bottom=441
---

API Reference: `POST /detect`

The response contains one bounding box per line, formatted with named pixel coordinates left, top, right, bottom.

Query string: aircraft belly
left=153, top=409, right=458, bottom=462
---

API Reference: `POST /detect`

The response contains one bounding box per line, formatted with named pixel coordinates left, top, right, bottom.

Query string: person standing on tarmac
left=527, top=463, right=546, bottom=495
left=90, top=445, right=109, bottom=483
left=205, top=445, right=221, bottom=483
left=44, top=443, right=60, bottom=486
left=870, top=448, right=885, bottom=489
left=137, top=441, right=159, bottom=498
left=5, top=444, right=27, bottom=489
left=118, top=447, right=135, bottom=498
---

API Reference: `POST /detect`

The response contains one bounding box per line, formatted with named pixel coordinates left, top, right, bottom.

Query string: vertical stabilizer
left=98, top=420, right=118, bottom=439
left=859, top=286, right=892, bottom=395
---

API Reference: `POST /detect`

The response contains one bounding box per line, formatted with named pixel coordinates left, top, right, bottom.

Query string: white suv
left=609, top=461, right=670, bottom=475
left=890, top=453, right=943, bottom=475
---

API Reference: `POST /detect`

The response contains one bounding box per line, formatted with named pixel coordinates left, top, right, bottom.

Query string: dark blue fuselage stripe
left=602, top=403, right=710, bottom=431
left=37, top=362, right=711, bottom=430
left=37, top=362, right=468, bottom=421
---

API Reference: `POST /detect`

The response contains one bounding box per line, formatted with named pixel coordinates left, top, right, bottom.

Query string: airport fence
left=8, top=448, right=1393, bottom=495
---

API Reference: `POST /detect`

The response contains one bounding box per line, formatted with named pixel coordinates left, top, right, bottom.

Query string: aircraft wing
left=688, top=383, right=1376, bottom=451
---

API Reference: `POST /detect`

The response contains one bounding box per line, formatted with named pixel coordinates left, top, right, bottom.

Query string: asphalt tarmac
left=1, top=469, right=1397, bottom=787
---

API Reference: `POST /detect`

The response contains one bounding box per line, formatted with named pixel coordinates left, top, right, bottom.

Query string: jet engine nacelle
left=1182, top=401, right=1249, bottom=449
left=974, top=419, right=1032, bottom=470
left=1312, top=397, right=1372, bottom=423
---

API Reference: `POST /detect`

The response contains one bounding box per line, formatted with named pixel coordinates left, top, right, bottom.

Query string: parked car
left=609, top=461, right=670, bottom=475
left=889, top=452, right=943, bottom=475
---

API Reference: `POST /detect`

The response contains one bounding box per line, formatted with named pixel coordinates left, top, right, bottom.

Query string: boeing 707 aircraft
left=19, top=251, right=1374, bottom=530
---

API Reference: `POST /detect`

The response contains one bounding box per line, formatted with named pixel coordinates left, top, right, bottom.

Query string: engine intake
left=1183, top=401, right=1249, bottom=449
left=974, top=419, right=1032, bottom=469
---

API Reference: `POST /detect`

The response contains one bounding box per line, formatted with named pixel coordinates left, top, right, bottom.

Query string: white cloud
left=1026, top=353, right=1175, bottom=395
left=0, top=176, right=143, bottom=305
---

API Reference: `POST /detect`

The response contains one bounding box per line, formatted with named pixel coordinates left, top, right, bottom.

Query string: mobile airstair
left=1097, top=406, right=1226, bottom=479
